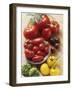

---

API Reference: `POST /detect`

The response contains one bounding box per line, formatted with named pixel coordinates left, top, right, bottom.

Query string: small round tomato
left=24, top=24, right=39, bottom=39
left=39, top=43, right=45, bottom=51
left=42, top=28, right=52, bottom=40
left=38, top=14, right=50, bottom=29
left=33, top=46, right=39, bottom=53
left=25, top=49, right=34, bottom=59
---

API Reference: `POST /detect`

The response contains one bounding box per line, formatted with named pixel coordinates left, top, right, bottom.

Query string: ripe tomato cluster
left=23, top=14, right=60, bottom=63
left=24, top=38, right=49, bottom=62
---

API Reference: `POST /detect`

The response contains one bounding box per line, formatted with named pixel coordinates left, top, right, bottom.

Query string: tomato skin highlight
left=25, top=49, right=34, bottom=59
left=32, top=37, right=44, bottom=46
left=36, top=50, right=45, bottom=56
left=39, top=43, right=45, bottom=51
left=44, top=46, right=49, bottom=54
left=32, top=55, right=44, bottom=62
left=33, top=46, right=39, bottom=53
left=24, top=24, right=39, bottom=39
left=42, top=28, right=52, bottom=40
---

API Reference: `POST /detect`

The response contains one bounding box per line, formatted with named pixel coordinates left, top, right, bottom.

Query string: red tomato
left=36, top=50, right=45, bottom=56
left=33, top=46, right=39, bottom=53
left=39, top=43, right=45, bottom=51
left=27, top=44, right=33, bottom=50
left=38, top=14, right=50, bottom=29
left=32, top=55, right=44, bottom=62
left=42, top=28, right=52, bottom=40
left=50, top=21, right=60, bottom=34
left=32, top=37, right=44, bottom=45
left=44, top=46, right=49, bottom=54
left=24, top=24, right=39, bottom=39
left=24, top=43, right=33, bottom=50
left=25, top=49, right=34, bottom=59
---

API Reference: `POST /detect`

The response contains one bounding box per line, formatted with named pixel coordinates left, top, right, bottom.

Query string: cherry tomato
left=32, top=55, right=44, bottom=62
left=33, top=46, right=39, bottom=53
left=39, top=43, right=45, bottom=51
left=42, top=28, right=52, bottom=40
left=32, top=37, right=44, bottom=45
left=24, top=24, right=39, bottom=39
left=36, top=50, right=45, bottom=56
left=44, top=46, right=49, bottom=54
left=38, top=14, right=50, bottom=29
left=25, top=49, right=34, bottom=59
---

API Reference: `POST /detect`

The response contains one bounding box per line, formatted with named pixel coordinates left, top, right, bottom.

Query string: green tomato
left=21, top=63, right=31, bottom=76
left=29, top=67, right=40, bottom=76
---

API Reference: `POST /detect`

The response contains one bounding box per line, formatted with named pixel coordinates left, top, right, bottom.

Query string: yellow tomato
left=40, top=63, right=49, bottom=76
left=47, top=56, right=57, bottom=67
left=50, top=67, right=61, bottom=76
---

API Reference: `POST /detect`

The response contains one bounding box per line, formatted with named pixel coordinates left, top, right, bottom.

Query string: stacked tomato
left=23, top=14, right=60, bottom=63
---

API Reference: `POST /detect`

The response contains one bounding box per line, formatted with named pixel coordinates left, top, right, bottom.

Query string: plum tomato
left=42, top=28, right=52, bottom=40
left=32, top=37, right=44, bottom=46
left=25, top=49, right=34, bottom=59
left=33, top=46, right=39, bottom=53
left=36, top=50, right=45, bottom=56
left=39, top=43, right=45, bottom=51
left=50, top=20, right=60, bottom=34
left=32, top=55, right=44, bottom=62
left=24, top=24, right=39, bottom=39
left=38, top=14, right=50, bottom=29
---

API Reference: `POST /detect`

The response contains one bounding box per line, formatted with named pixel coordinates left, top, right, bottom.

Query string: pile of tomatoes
left=23, top=14, right=61, bottom=63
